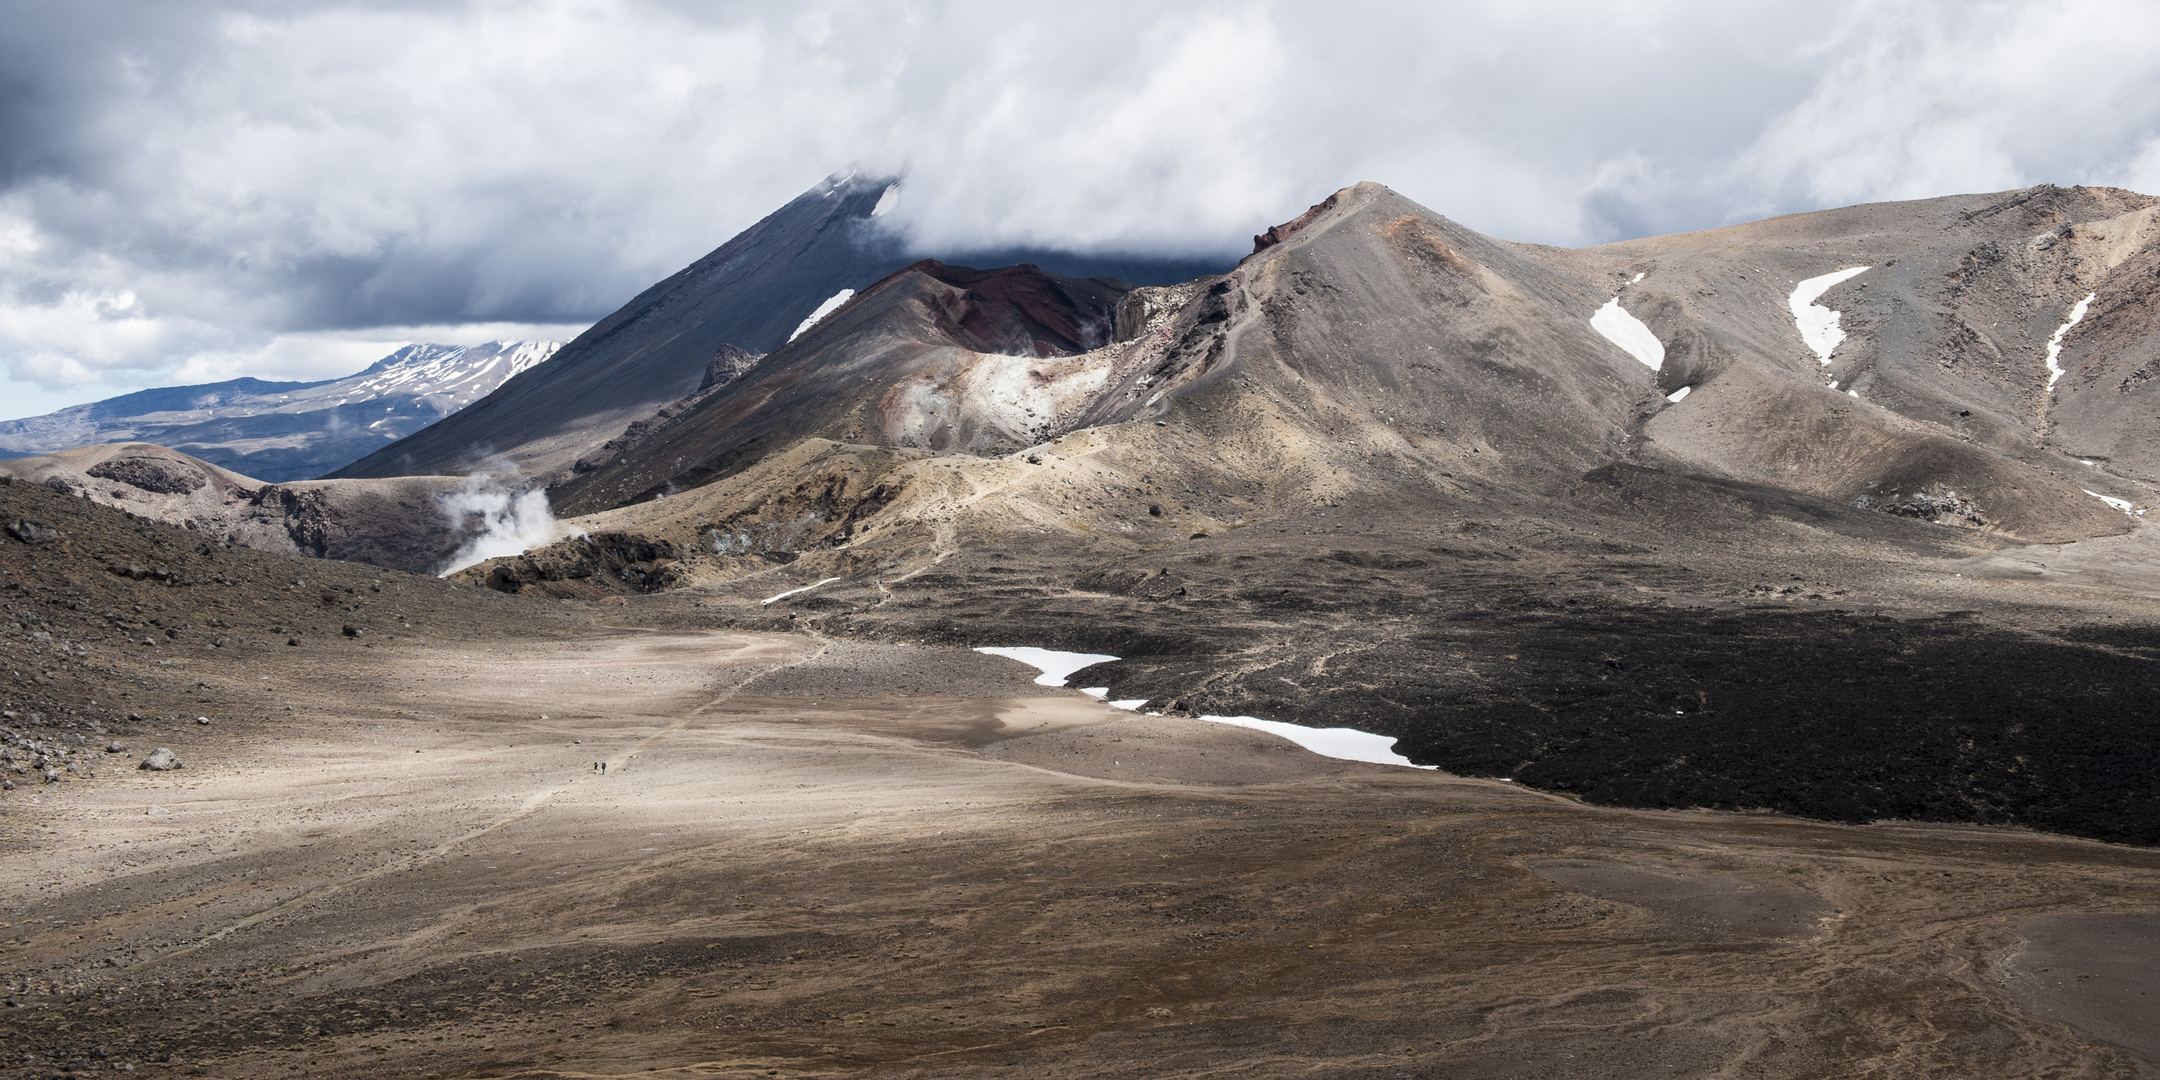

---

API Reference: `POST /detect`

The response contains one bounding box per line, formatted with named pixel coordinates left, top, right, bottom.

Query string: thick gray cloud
left=3, top=0, right=2158, bottom=420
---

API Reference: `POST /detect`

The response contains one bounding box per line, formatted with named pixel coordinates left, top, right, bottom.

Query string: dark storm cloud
left=2, top=0, right=2158, bottom=418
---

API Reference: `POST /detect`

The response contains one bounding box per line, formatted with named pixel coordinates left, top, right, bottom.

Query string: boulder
left=138, top=748, right=182, bottom=771
left=4, top=518, right=58, bottom=544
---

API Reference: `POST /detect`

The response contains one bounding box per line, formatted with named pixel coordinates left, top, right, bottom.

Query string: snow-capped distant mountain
left=0, top=340, right=561, bottom=482
left=332, top=341, right=561, bottom=414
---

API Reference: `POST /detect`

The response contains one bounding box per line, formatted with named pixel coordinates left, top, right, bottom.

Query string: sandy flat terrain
left=5, top=629, right=2157, bottom=1079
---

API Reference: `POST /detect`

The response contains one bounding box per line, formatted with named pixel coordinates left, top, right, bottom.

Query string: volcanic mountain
left=329, top=171, right=1226, bottom=484
left=541, top=181, right=2149, bottom=540
left=0, top=341, right=560, bottom=482
left=552, top=258, right=1135, bottom=510
left=466, top=180, right=2160, bottom=847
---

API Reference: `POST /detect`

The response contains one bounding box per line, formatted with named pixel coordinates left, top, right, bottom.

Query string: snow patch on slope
left=790, top=290, right=856, bottom=343
left=1789, top=266, right=1870, bottom=364
left=1590, top=298, right=1664, bottom=370
left=762, top=577, right=841, bottom=605
left=2084, top=489, right=2135, bottom=515
left=2046, top=293, right=2098, bottom=391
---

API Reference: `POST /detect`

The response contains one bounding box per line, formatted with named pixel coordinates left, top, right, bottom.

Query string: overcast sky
left=4, top=0, right=2159, bottom=421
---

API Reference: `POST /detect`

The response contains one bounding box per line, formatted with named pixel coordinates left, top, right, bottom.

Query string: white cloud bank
left=4, top=0, right=2160, bottom=420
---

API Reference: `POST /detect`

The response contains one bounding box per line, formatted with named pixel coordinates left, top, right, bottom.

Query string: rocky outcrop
left=464, top=532, right=681, bottom=596
left=568, top=345, right=768, bottom=477
left=703, top=344, right=765, bottom=391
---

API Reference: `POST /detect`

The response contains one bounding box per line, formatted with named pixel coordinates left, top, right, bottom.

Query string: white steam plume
left=436, top=472, right=560, bottom=576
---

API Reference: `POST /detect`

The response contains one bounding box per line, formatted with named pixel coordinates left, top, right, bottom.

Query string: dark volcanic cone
left=331, top=171, right=908, bottom=481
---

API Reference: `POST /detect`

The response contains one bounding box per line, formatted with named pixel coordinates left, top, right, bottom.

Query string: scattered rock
left=195, top=716, right=210, bottom=725
left=138, top=748, right=182, bottom=771
left=287, top=636, right=303, bottom=646
left=1854, top=486, right=1986, bottom=527
left=105, top=742, right=126, bottom=753
left=342, top=624, right=362, bottom=637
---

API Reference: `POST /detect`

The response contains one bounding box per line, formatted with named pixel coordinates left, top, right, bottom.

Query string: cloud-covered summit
left=4, top=0, right=2158, bottom=420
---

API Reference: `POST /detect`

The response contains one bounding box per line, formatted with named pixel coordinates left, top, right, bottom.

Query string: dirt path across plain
left=4, top=630, right=2158, bottom=1079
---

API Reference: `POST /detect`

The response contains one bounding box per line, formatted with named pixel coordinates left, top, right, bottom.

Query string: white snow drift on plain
left=789, top=289, right=856, bottom=343
left=437, top=474, right=561, bottom=576
left=2084, top=489, right=2135, bottom=515
left=1789, top=266, right=1871, bottom=363
left=1590, top=298, right=1664, bottom=370
left=1195, top=714, right=1433, bottom=769
left=2045, top=292, right=2098, bottom=391
left=974, top=646, right=1118, bottom=687
left=975, top=646, right=1426, bottom=768
left=761, top=577, right=841, bottom=605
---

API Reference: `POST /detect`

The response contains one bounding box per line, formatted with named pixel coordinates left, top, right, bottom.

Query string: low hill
left=0, top=443, right=534, bottom=574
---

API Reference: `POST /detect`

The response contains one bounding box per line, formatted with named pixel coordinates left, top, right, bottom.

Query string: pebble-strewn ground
left=6, top=475, right=2160, bottom=1078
